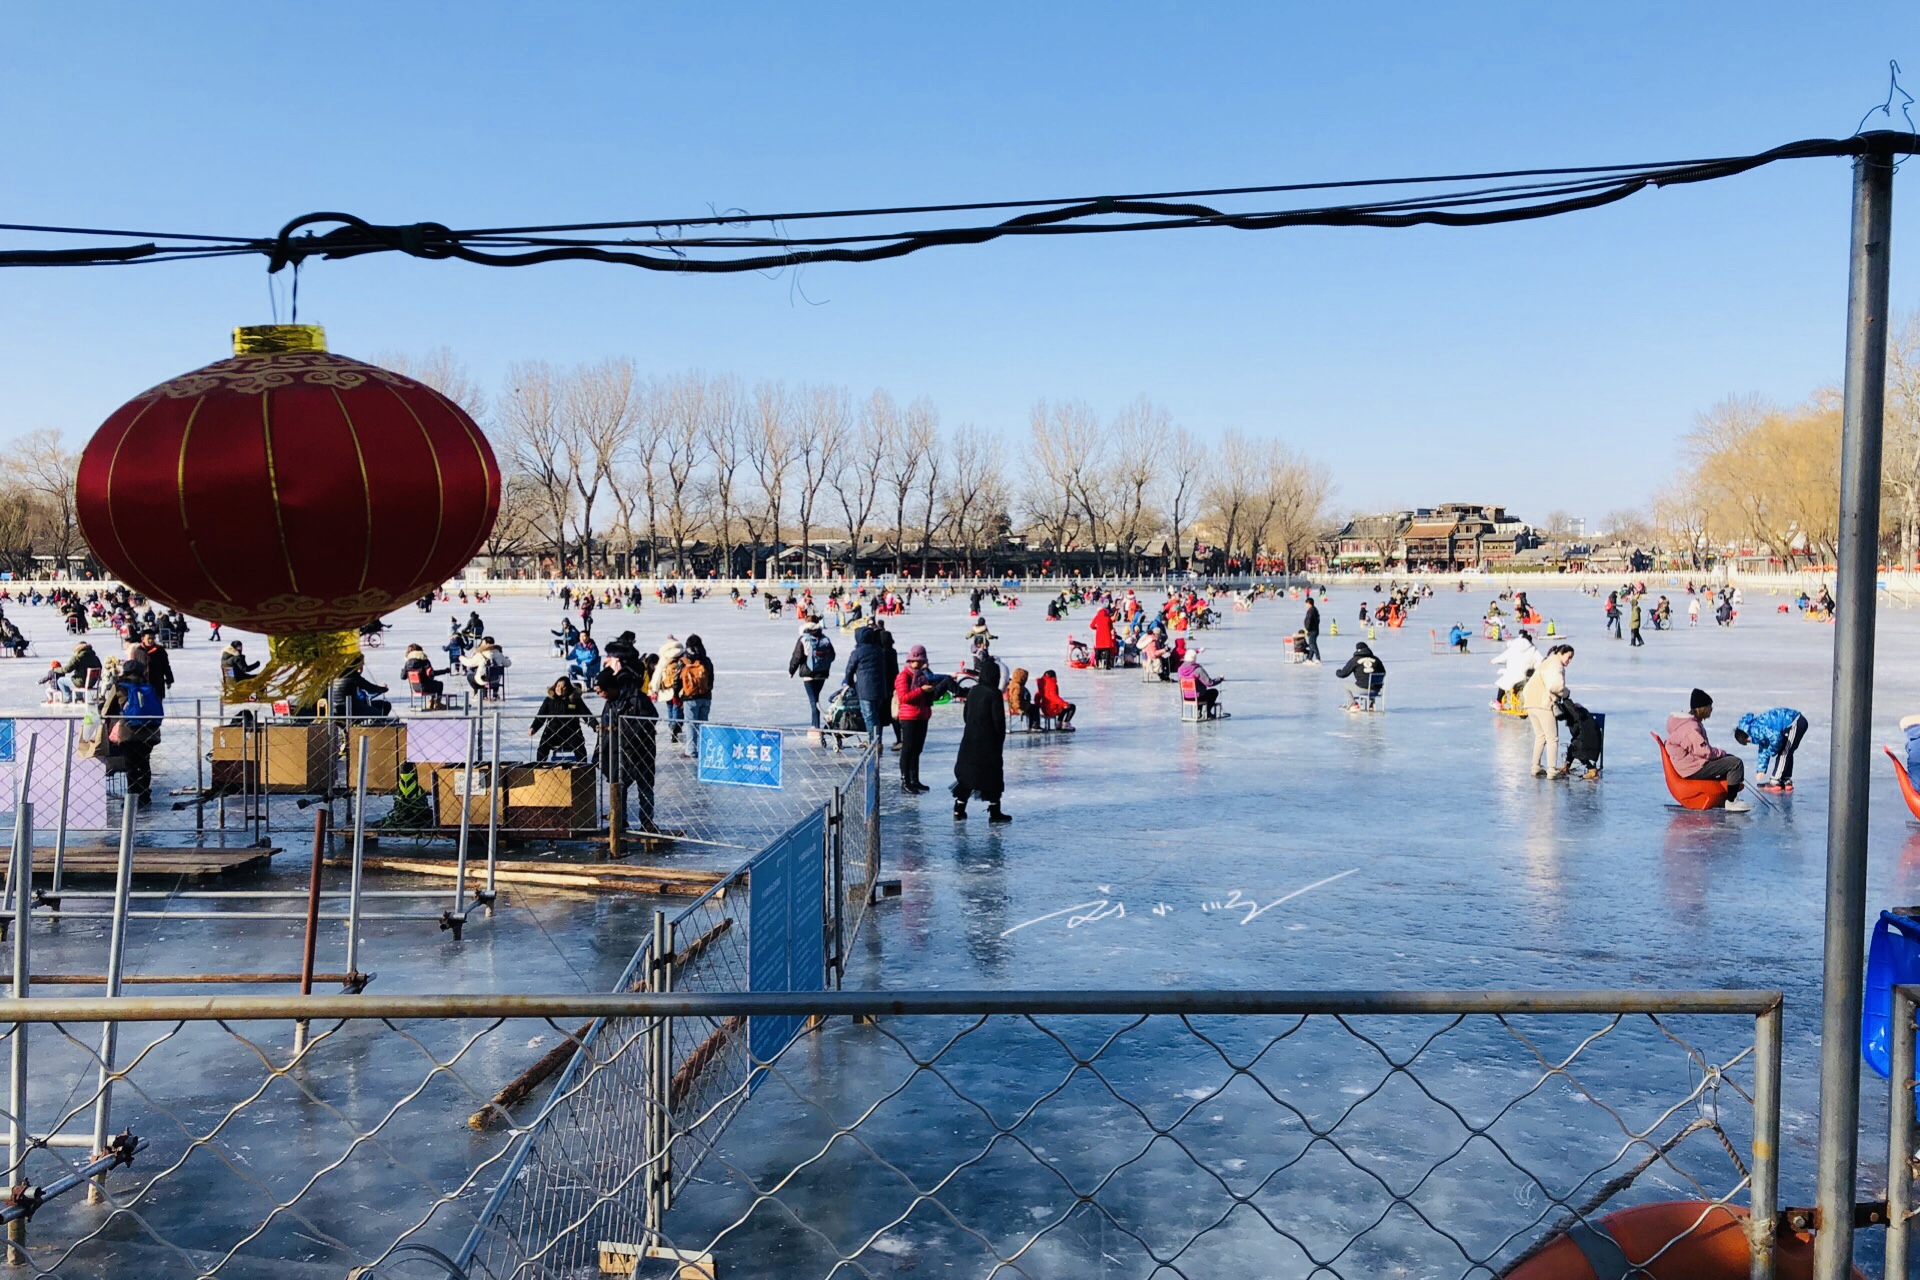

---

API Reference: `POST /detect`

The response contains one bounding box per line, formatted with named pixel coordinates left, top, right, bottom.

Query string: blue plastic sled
left=1863, top=909, right=1920, bottom=1079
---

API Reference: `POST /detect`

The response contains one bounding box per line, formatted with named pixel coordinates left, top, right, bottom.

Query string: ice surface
left=2, top=578, right=1909, bottom=1272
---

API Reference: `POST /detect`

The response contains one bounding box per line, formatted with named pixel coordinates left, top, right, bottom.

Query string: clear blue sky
left=3, top=3, right=1916, bottom=521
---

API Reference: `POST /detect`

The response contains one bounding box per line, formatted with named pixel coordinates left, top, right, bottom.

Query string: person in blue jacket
left=1733, top=706, right=1809, bottom=793
left=1447, top=623, right=1471, bottom=653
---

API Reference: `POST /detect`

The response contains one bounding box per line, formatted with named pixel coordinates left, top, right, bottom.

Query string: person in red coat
left=893, top=644, right=954, bottom=794
left=1090, top=605, right=1117, bottom=670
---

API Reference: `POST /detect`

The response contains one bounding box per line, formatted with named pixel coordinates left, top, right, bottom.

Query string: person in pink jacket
left=1666, top=688, right=1745, bottom=800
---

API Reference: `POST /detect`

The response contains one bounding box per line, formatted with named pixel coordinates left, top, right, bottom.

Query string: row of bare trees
left=1637, top=311, right=1920, bottom=569
left=390, top=353, right=1336, bottom=578
left=0, top=431, right=85, bottom=575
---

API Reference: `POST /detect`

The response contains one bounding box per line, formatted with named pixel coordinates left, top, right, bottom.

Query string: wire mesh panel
left=644, top=1002, right=1780, bottom=1280
left=440, top=990, right=1782, bottom=1280
left=0, top=992, right=1779, bottom=1280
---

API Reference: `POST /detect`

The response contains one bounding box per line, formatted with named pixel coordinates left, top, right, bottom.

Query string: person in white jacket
left=1491, top=630, right=1541, bottom=709
left=651, top=636, right=686, bottom=745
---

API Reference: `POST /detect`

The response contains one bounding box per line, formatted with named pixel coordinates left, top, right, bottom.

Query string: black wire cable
left=1, top=132, right=1914, bottom=276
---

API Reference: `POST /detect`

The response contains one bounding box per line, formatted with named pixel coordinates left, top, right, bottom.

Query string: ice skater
left=1522, top=645, right=1574, bottom=777
left=1734, top=706, right=1808, bottom=793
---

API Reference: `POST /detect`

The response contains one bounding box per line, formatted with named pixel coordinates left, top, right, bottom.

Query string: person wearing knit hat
left=1666, top=688, right=1749, bottom=806
left=893, top=643, right=955, bottom=795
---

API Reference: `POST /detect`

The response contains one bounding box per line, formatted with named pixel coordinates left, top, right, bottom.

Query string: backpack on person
left=679, top=657, right=713, bottom=700
left=122, top=681, right=162, bottom=722
left=805, top=633, right=835, bottom=676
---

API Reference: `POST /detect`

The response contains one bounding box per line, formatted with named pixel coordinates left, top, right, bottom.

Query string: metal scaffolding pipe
left=86, top=798, right=137, bottom=1203
left=0, top=987, right=1786, bottom=1025
left=1815, top=137, right=1895, bottom=1280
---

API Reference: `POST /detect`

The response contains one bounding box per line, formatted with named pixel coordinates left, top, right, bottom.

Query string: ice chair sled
left=1885, top=746, right=1920, bottom=822
left=1650, top=732, right=1730, bottom=810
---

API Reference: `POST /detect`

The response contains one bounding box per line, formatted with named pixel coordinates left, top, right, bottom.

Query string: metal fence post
left=486, top=710, right=501, bottom=900
left=1890, top=985, right=1916, bottom=1280
left=343, top=738, right=370, bottom=989
left=1751, top=999, right=1782, bottom=1280
left=827, top=790, right=844, bottom=991
left=86, top=796, right=137, bottom=1204
left=1815, top=136, right=1895, bottom=1280
left=50, top=721, right=72, bottom=897
left=6, top=753, right=33, bottom=1266
left=193, top=699, right=204, bottom=837
left=452, top=717, right=475, bottom=918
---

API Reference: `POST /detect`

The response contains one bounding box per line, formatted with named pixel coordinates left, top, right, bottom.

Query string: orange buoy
left=1651, top=733, right=1730, bottom=810
left=1886, top=746, right=1920, bottom=822
left=1504, top=1200, right=1850, bottom=1279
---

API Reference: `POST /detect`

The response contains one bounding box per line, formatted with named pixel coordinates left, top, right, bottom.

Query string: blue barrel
left=1862, top=909, right=1920, bottom=1078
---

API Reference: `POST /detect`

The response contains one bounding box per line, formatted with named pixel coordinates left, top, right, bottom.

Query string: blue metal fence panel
left=749, top=807, right=828, bottom=1070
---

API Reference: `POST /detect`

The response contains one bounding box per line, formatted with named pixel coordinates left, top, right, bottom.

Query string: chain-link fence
left=0, top=989, right=1781, bottom=1279
left=0, top=708, right=868, bottom=861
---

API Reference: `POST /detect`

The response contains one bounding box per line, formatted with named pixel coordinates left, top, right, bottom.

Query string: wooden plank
left=28, top=847, right=279, bottom=879
left=327, top=856, right=726, bottom=897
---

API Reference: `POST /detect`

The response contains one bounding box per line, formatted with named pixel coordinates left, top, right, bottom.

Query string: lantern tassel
left=230, top=630, right=362, bottom=708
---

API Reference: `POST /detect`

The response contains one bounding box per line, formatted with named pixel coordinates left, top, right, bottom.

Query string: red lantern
left=76, top=325, right=499, bottom=637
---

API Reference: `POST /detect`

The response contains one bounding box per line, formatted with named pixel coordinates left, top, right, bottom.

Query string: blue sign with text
left=697, top=726, right=783, bottom=789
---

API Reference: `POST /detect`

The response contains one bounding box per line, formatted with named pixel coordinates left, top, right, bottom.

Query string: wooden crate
left=346, top=724, right=407, bottom=794
left=503, top=763, right=599, bottom=833
left=260, top=724, right=330, bottom=794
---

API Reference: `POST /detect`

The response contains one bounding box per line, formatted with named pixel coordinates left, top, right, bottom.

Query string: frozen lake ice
left=1, top=577, right=1912, bottom=1273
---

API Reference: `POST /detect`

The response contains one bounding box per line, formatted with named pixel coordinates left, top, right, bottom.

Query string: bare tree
left=794, top=385, right=850, bottom=580
left=496, top=362, right=570, bottom=569
left=745, top=381, right=796, bottom=580
left=658, top=373, right=709, bottom=575
left=879, top=393, right=930, bottom=575
left=1028, top=398, right=1105, bottom=572
left=481, top=474, right=549, bottom=566
left=833, top=394, right=890, bottom=577
left=941, top=424, right=1005, bottom=575
left=374, top=347, right=491, bottom=422
left=1885, top=310, right=1920, bottom=569
left=1201, top=431, right=1261, bottom=570
left=560, top=357, right=638, bottom=575
left=1254, top=444, right=1335, bottom=573
left=1163, top=426, right=1207, bottom=571
left=909, top=399, right=944, bottom=578
left=1107, top=396, right=1167, bottom=574
left=703, top=374, right=747, bottom=577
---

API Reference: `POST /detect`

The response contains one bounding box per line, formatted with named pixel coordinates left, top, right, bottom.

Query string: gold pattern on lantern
left=135, top=352, right=417, bottom=401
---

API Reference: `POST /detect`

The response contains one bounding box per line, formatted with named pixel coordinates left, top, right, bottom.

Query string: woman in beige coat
left=1522, top=645, right=1575, bottom=778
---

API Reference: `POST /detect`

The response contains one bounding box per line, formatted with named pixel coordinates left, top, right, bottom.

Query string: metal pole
left=85, top=796, right=136, bottom=1204
left=193, top=699, right=204, bottom=837
left=1888, top=985, right=1916, bottom=1280
left=343, top=738, right=369, bottom=987
left=452, top=717, right=475, bottom=914
left=486, top=710, right=502, bottom=899
left=5, top=771, right=32, bottom=1264
left=1815, top=138, right=1895, bottom=1280
left=50, top=722, right=72, bottom=897
left=1751, top=1000, right=1782, bottom=1280
left=294, top=809, right=329, bottom=1055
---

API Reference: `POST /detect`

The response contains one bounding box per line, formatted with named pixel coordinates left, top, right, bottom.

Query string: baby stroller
left=825, top=687, right=866, bottom=737
left=1557, top=696, right=1605, bottom=777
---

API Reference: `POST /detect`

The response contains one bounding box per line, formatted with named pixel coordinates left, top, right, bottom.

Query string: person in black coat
left=326, top=656, right=392, bottom=719
left=951, top=650, right=1011, bottom=823
left=532, top=677, right=593, bottom=761
left=1302, top=598, right=1322, bottom=663
left=841, top=622, right=894, bottom=744
left=1334, top=642, right=1386, bottom=708
left=594, top=666, right=657, bottom=834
